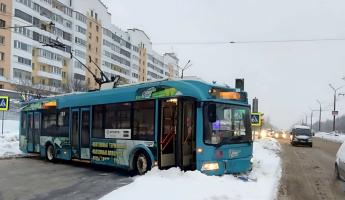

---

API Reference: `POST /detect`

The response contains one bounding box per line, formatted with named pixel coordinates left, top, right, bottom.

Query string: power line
left=153, top=38, right=345, bottom=46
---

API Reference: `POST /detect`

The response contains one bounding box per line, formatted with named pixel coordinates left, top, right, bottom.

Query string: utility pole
left=316, top=100, right=322, bottom=131
left=329, top=84, right=343, bottom=132
left=310, top=111, right=313, bottom=129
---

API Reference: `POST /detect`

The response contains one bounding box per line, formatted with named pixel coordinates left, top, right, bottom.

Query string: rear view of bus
left=198, top=83, right=253, bottom=176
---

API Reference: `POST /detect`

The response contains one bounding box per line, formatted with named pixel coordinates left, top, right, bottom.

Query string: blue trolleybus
left=19, top=78, right=253, bottom=175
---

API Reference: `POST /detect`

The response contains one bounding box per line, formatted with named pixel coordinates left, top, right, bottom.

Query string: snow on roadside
left=100, top=138, right=282, bottom=200
left=314, top=132, right=345, bottom=144
left=0, top=120, right=24, bottom=158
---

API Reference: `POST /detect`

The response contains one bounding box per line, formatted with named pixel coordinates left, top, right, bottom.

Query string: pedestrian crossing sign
left=251, top=112, right=262, bottom=126
left=0, top=96, right=9, bottom=111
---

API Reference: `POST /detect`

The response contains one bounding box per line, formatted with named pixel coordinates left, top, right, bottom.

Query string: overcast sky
left=102, top=0, right=345, bottom=129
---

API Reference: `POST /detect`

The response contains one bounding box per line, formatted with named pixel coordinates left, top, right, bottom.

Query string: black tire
left=46, top=144, right=56, bottom=162
left=134, top=152, right=151, bottom=175
left=334, top=164, right=340, bottom=180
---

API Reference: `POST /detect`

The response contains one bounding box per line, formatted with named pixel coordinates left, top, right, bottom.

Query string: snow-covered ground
left=0, top=120, right=24, bottom=158
left=100, top=138, right=282, bottom=200
left=314, top=132, right=345, bottom=144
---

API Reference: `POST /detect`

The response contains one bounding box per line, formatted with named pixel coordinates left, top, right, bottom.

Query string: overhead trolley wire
left=153, top=38, right=345, bottom=46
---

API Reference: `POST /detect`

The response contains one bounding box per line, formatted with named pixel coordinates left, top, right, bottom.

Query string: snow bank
left=314, top=132, right=345, bottom=144
left=100, top=138, right=282, bottom=200
left=0, top=120, right=23, bottom=158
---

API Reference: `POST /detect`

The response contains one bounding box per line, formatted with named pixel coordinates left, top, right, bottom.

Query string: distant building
left=0, top=0, right=179, bottom=94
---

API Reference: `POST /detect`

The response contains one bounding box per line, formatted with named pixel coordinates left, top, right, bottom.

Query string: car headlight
left=201, top=162, right=219, bottom=171
left=275, top=133, right=279, bottom=138
left=282, top=134, right=286, bottom=138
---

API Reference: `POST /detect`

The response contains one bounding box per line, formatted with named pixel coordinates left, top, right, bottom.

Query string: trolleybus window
left=105, top=103, right=131, bottom=129
left=42, top=109, right=69, bottom=137
left=133, top=100, right=155, bottom=140
left=204, top=103, right=251, bottom=145
left=92, top=105, right=105, bottom=138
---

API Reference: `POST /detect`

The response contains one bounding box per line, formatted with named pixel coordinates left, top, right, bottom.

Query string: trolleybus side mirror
left=208, top=104, right=217, bottom=123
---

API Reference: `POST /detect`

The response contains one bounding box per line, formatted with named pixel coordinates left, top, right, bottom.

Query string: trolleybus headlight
left=274, top=133, right=279, bottom=138
left=250, top=157, right=254, bottom=164
left=197, top=148, right=203, bottom=153
left=201, top=162, right=219, bottom=171
left=282, top=133, right=287, bottom=139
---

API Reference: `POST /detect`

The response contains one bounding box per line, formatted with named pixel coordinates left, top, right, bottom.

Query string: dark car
left=290, top=125, right=313, bottom=147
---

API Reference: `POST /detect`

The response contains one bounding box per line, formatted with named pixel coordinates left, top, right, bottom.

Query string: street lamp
left=179, top=60, right=192, bottom=79
left=329, top=84, right=344, bottom=132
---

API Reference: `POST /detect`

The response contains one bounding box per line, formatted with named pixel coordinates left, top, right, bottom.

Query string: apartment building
left=0, top=0, right=179, bottom=93
left=0, top=0, right=12, bottom=89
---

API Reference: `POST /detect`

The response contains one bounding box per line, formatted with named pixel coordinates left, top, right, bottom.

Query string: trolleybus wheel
left=135, top=152, right=151, bottom=175
left=46, top=145, right=55, bottom=162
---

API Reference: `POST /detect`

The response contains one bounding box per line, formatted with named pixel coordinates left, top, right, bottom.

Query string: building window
left=89, top=22, right=92, bottom=28
left=0, top=68, right=4, bottom=76
left=95, top=13, right=98, bottom=20
left=0, top=36, right=4, bottom=45
left=14, top=9, right=32, bottom=23
left=96, top=25, right=99, bottom=32
left=0, top=19, right=5, bottom=28
left=0, top=3, right=6, bottom=13
left=0, top=52, right=4, bottom=60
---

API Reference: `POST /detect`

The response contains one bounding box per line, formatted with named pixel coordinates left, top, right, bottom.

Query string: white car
left=335, top=142, right=345, bottom=181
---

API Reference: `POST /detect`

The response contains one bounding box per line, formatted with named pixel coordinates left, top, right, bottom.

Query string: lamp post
left=316, top=100, right=322, bottom=131
left=329, top=84, right=344, bottom=132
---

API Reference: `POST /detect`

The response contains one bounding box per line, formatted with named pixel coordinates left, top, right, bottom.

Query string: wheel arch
left=129, top=144, right=154, bottom=170
left=45, top=141, right=54, bottom=149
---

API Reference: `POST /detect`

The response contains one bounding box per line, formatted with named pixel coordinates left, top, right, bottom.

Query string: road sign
left=0, top=96, right=9, bottom=111
left=332, top=111, right=338, bottom=116
left=251, top=112, right=262, bottom=126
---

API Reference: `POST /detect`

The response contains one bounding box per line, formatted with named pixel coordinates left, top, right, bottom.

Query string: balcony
left=37, top=56, right=63, bottom=68
left=37, top=70, right=62, bottom=81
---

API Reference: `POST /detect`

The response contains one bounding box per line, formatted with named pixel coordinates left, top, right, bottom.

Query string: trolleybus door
left=33, top=112, right=41, bottom=153
left=159, top=98, right=196, bottom=169
left=71, top=108, right=91, bottom=160
left=71, top=109, right=80, bottom=158
left=180, top=100, right=196, bottom=170
left=159, top=99, right=178, bottom=168
left=80, top=108, right=90, bottom=160
left=27, top=112, right=34, bottom=152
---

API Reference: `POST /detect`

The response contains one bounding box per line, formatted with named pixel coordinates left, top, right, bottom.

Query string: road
left=278, top=137, right=345, bottom=200
left=0, top=157, right=132, bottom=200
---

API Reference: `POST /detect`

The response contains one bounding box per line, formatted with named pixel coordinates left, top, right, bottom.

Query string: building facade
left=0, top=0, right=179, bottom=93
